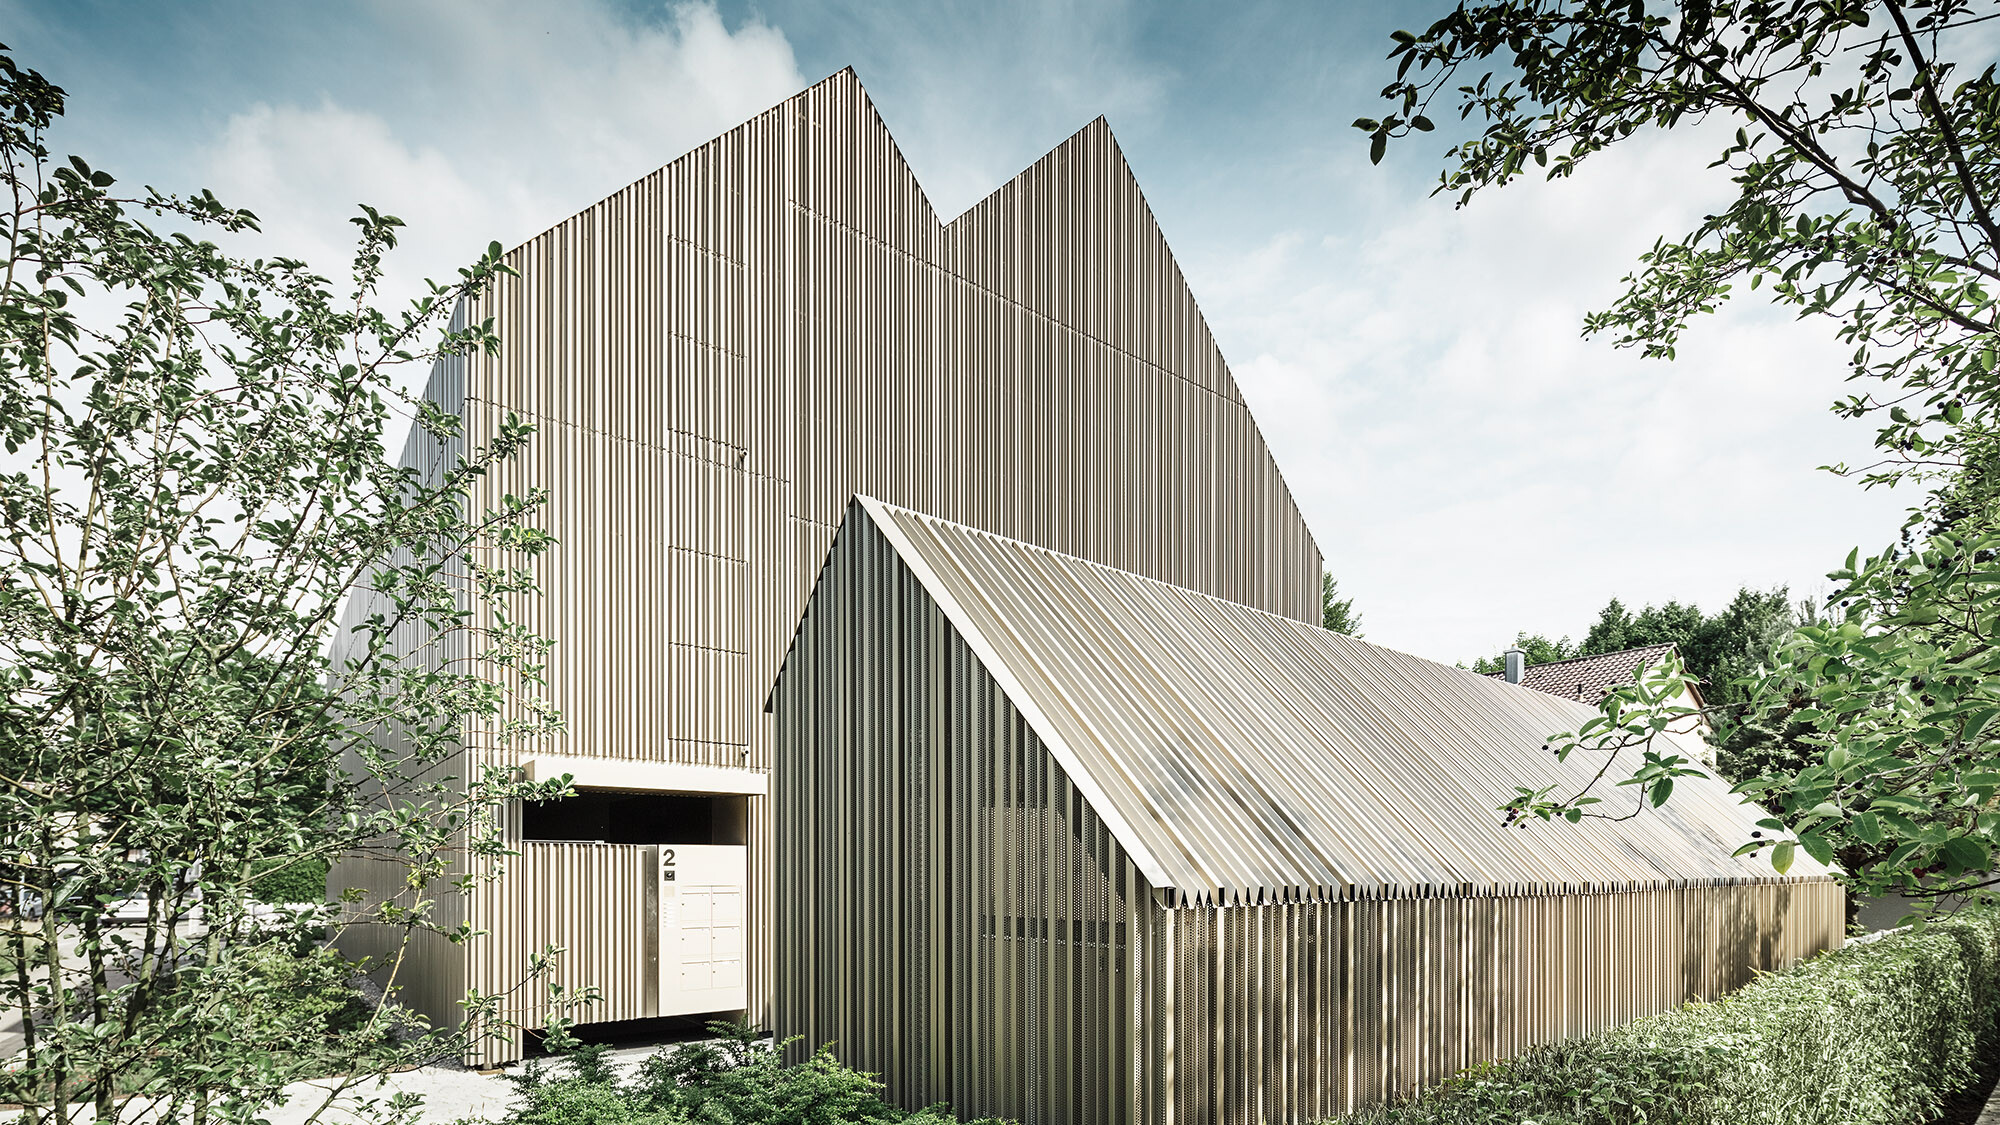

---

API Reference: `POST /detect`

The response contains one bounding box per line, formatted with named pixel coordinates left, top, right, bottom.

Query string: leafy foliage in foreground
left=1366, top=0, right=2000, bottom=906
left=499, top=1024, right=1011, bottom=1125
left=1323, top=909, right=2000, bottom=1125
left=0, top=42, right=572, bottom=1123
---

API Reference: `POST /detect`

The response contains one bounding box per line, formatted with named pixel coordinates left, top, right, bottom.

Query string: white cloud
left=205, top=102, right=507, bottom=305
left=787, top=0, right=1172, bottom=219
left=1206, top=124, right=1911, bottom=663
left=198, top=0, right=805, bottom=373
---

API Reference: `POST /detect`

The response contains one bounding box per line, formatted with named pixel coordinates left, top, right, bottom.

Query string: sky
left=3, top=0, right=1916, bottom=666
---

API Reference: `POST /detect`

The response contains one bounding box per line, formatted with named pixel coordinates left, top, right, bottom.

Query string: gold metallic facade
left=771, top=503, right=1844, bottom=1124
left=333, top=66, right=1323, bottom=1064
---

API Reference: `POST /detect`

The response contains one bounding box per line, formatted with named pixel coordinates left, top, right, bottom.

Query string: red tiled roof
left=1488, top=643, right=1681, bottom=704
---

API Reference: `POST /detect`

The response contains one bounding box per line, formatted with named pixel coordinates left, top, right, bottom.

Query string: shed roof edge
left=854, top=494, right=1181, bottom=895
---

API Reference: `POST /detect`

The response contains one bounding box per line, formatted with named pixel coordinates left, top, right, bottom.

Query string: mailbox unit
left=647, top=844, right=747, bottom=1017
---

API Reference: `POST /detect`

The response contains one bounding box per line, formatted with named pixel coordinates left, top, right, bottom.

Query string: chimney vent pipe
left=1503, top=647, right=1526, bottom=685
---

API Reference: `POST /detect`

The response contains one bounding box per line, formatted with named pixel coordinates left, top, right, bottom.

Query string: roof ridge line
left=860, top=496, right=1459, bottom=672
left=852, top=496, right=1182, bottom=896
left=1501, top=642, right=1679, bottom=671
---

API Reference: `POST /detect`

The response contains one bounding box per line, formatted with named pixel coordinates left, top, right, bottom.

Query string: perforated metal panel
left=772, top=503, right=1846, bottom=1123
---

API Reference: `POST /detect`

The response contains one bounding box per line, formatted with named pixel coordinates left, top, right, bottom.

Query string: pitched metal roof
left=848, top=497, right=1829, bottom=906
left=1488, top=643, right=1681, bottom=703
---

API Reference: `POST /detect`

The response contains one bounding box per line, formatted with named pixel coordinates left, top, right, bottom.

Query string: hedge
left=251, top=856, right=330, bottom=904
left=501, top=1024, right=1012, bottom=1125
left=1326, top=908, right=2000, bottom=1125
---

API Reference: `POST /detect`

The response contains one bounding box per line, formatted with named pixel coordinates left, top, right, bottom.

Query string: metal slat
left=862, top=497, right=1838, bottom=902
left=770, top=503, right=1846, bottom=1123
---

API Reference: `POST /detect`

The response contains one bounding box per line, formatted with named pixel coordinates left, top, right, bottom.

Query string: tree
left=1321, top=572, right=1364, bottom=635
left=1579, top=596, right=1709, bottom=656
left=1576, top=597, right=1638, bottom=654
left=0, top=49, right=574, bottom=1122
left=1469, top=632, right=1575, bottom=672
left=1366, top=0, right=2000, bottom=908
left=1682, top=585, right=1797, bottom=704
left=1470, top=587, right=1794, bottom=706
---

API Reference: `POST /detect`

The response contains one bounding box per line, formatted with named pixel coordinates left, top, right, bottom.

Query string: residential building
left=331, top=69, right=1323, bottom=1064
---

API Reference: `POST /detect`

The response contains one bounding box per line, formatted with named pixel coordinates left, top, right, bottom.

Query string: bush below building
left=251, top=856, right=331, bottom=905
left=1327, top=908, right=2000, bottom=1125
left=497, top=1024, right=1011, bottom=1125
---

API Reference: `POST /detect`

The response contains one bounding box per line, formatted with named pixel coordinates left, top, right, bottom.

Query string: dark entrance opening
left=522, top=790, right=747, bottom=845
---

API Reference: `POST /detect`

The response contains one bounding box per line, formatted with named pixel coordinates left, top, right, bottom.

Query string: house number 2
left=662, top=848, right=676, bottom=882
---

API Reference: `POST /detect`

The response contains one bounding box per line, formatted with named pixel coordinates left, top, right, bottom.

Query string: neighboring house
left=771, top=499, right=1842, bottom=1124
left=1489, top=643, right=1715, bottom=761
left=331, top=69, right=1324, bottom=1064
left=1487, top=642, right=1681, bottom=702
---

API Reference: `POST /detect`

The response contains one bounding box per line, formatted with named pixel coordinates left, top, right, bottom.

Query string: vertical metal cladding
left=345, top=66, right=1325, bottom=1063
left=772, top=509, right=1845, bottom=1125
left=521, top=843, right=653, bottom=1025
left=776, top=512, right=1150, bottom=1125
left=328, top=348, right=472, bottom=1027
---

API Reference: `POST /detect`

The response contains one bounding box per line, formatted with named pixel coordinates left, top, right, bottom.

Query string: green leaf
left=1412, top=115, right=1435, bottom=132
left=1942, top=836, right=1989, bottom=874
left=1964, top=708, right=2000, bottom=745
left=1880, top=811, right=1923, bottom=838
left=1771, top=841, right=1797, bottom=874
left=1370, top=133, right=1388, bottom=164
left=1853, top=812, right=1884, bottom=845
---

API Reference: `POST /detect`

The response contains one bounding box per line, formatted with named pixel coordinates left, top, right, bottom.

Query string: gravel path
left=1979, top=1081, right=2000, bottom=1125
left=258, top=1068, right=520, bottom=1125
left=1, top=1045, right=677, bottom=1124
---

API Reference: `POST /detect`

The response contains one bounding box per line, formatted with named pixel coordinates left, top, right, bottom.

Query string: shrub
left=499, top=1023, right=1012, bottom=1125
left=237, top=944, right=377, bottom=1040
left=251, top=856, right=331, bottom=904
left=205, top=942, right=400, bottom=1083
left=1326, top=908, right=2000, bottom=1125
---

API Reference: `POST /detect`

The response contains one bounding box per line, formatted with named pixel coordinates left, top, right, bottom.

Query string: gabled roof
left=1489, top=643, right=1682, bottom=703
left=834, top=498, right=1829, bottom=907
